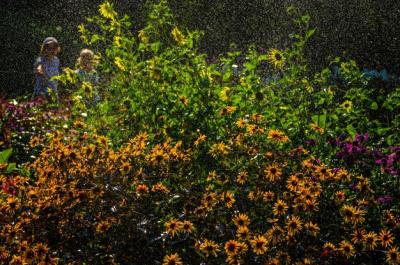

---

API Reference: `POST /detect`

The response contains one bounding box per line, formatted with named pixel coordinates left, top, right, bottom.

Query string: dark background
left=1, top=0, right=399, bottom=97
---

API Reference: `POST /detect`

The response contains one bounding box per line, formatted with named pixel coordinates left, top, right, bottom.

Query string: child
left=33, top=37, right=61, bottom=102
left=75, top=49, right=100, bottom=104
left=76, top=49, right=99, bottom=84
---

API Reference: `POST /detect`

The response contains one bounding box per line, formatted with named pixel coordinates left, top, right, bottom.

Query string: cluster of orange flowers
left=0, top=114, right=398, bottom=264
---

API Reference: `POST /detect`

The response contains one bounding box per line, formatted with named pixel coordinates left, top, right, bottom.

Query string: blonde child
left=33, top=37, right=61, bottom=101
left=76, top=49, right=99, bottom=84
left=75, top=49, right=100, bottom=104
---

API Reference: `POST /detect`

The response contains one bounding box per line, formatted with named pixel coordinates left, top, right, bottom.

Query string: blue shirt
left=33, top=56, right=60, bottom=96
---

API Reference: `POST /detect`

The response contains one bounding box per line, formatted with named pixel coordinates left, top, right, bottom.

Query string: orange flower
left=233, top=213, right=250, bottom=228
left=224, top=240, right=240, bottom=256
left=265, top=164, right=282, bottom=182
left=379, top=229, right=394, bottom=248
left=199, top=239, right=220, bottom=257
left=250, top=235, right=268, bottom=255
left=162, top=253, right=183, bottom=265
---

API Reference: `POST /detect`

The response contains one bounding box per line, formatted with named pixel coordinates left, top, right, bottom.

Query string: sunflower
left=341, top=100, right=353, bottom=112
left=165, top=219, right=182, bottom=237
left=386, top=247, right=400, bottom=265
left=267, top=48, right=285, bottom=69
left=199, top=239, right=220, bottom=257
left=250, top=235, right=268, bottom=255
left=286, top=215, right=303, bottom=236
left=272, top=199, right=288, bottom=216
left=233, top=213, right=250, bottom=228
left=339, top=241, right=355, bottom=258
left=224, top=240, right=240, bottom=256
left=379, top=229, right=394, bottom=248
left=162, top=253, right=183, bottom=265
left=265, top=164, right=282, bottom=182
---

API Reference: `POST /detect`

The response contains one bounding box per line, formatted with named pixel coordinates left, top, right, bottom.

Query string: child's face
left=81, top=54, right=93, bottom=67
left=44, top=43, right=59, bottom=56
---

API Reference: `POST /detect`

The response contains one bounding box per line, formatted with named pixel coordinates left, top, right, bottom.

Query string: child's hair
left=40, top=37, right=61, bottom=55
left=77, top=49, right=95, bottom=68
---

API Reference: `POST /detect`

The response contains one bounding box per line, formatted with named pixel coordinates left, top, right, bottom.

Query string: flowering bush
left=1, top=1, right=400, bottom=264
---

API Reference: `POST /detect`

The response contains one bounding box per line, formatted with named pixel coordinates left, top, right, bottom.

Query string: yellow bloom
left=286, top=215, right=302, bottom=236
left=272, top=199, right=288, bottom=216
left=171, top=26, right=186, bottom=45
left=220, top=87, right=231, bottom=101
left=199, top=240, right=220, bottom=257
left=265, top=164, right=282, bottom=182
left=250, top=235, right=268, bottom=255
left=236, top=171, right=248, bottom=185
left=162, top=253, right=183, bottom=265
left=341, top=100, right=353, bottom=112
left=339, top=240, right=355, bottom=258
left=379, top=229, right=394, bottom=248
left=138, top=30, right=148, bottom=44
left=267, top=129, right=289, bottom=143
left=386, top=247, right=400, bottom=265
left=224, top=240, right=240, bottom=256
left=165, top=219, right=182, bottom=237
left=267, top=48, right=285, bottom=69
left=310, top=123, right=324, bottom=134
left=114, top=57, right=126, bottom=71
left=99, top=1, right=116, bottom=20
left=233, top=213, right=250, bottom=228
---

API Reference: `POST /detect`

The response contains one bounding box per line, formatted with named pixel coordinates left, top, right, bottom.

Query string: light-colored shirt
left=33, top=56, right=60, bottom=96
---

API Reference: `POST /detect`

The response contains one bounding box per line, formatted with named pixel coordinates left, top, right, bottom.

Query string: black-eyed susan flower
left=162, top=253, right=183, bottom=265
left=236, top=171, right=248, bottom=185
left=224, top=240, right=240, bottom=256
left=224, top=191, right=236, bottom=208
left=310, top=123, right=324, bottom=134
left=386, top=247, right=400, bottom=265
left=265, top=164, right=282, bottom=182
left=339, top=240, right=355, bottom=258
left=286, top=215, right=303, bottom=236
left=199, top=239, right=220, bottom=257
left=287, top=175, right=300, bottom=192
left=304, top=222, right=319, bottom=236
left=236, top=226, right=250, bottom=241
left=267, top=48, right=285, bottom=69
left=181, top=220, right=194, bottom=234
left=363, top=231, right=379, bottom=250
left=250, top=235, right=268, bottom=255
left=379, top=229, right=394, bottom=248
left=263, top=191, right=275, bottom=202
left=236, top=118, right=247, bottom=128
left=272, top=199, right=288, bottom=216
left=233, top=213, right=250, bottom=228
left=165, top=219, right=182, bottom=237
left=351, top=229, right=366, bottom=244
left=267, top=129, right=289, bottom=143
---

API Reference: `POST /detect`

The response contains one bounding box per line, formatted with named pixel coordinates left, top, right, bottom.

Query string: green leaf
left=346, top=124, right=356, bottom=138
left=0, top=148, right=12, bottom=164
left=6, top=163, right=16, bottom=173
left=370, top=101, right=378, bottom=110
